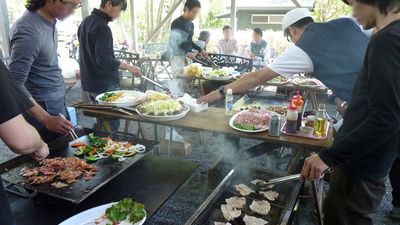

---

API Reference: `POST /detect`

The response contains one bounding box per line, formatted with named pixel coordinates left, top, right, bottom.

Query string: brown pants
left=324, top=167, right=387, bottom=225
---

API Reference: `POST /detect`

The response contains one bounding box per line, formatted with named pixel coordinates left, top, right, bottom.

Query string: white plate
left=136, top=103, right=190, bottom=122
left=59, top=203, right=146, bottom=225
left=203, top=75, right=233, bottom=81
left=267, top=80, right=289, bottom=85
left=292, top=78, right=322, bottom=88
left=96, top=91, right=145, bottom=107
left=229, top=110, right=269, bottom=133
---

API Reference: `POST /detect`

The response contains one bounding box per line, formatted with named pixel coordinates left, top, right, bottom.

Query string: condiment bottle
left=286, top=99, right=298, bottom=134
left=314, top=104, right=327, bottom=136
left=292, top=91, right=304, bottom=131
left=225, top=89, right=233, bottom=116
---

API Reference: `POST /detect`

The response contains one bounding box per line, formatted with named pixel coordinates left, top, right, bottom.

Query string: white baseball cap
left=282, top=8, right=313, bottom=31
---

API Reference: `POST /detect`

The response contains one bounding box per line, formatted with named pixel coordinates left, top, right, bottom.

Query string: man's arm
left=94, top=27, right=121, bottom=74
left=0, top=114, right=49, bottom=160
left=9, top=28, right=72, bottom=135
left=318, top=35, right=400, bottom=167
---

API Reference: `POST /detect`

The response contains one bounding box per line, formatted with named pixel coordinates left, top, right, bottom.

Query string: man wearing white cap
left=197, top=8, right=370, bottom=105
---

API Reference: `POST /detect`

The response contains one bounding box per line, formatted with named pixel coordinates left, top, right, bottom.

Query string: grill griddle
left=186, top=165, right=301, bottom=225
left=0, top=127, right=158, bottom=204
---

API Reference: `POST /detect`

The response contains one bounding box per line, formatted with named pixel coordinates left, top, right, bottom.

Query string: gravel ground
left=1, top=84, right=399, bottom=225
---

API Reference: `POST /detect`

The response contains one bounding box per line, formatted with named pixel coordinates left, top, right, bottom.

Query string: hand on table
left=44, top=116, right=73, bottom=135
left=197, top=90, right=222, bottom=104
left=300, top=154, right=329, bottom=182
left=128, top=65, right=142, bottom=77
left=332, top=116, right=339, bottom=124
left=31, top=141, right=49, bottom=161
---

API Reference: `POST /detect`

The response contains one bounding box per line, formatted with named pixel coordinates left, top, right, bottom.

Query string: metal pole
left=130, top=0, right=138, bottom=52
left=230, top=0, right=236, bottom=37
left=81, top=0, right=90, bottom=20
left=0, top=0, right=10, bottom=58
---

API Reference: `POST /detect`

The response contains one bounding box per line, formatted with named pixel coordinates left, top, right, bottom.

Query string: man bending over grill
left=0, top=59, right=49, bottom=225
left=300, top=0, right=400, bottom=224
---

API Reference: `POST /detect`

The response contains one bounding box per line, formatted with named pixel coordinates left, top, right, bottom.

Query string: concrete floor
left=1, top=84, right=399, bottom=225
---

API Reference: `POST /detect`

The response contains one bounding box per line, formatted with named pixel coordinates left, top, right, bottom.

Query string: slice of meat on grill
left=259, top=190, right=279, bottom=201
left=250, top=200, right=271, bottom=215
left=250, top=179, right=275, bottom=189
left=235, top=184, right=255, bottom=196
left=66, top=178, right=77, bottom=184
left=214, top=222, right=232, bottom=225
left=225, top=197, right=246, bottom=209
left=243, top=215, right=269, bottom=225
left=84, top=170, right=96, bottom=180
left=221, top=204, right=241, bottom=221
left=20, top=166, right=39, bottom=177
left=51, top=182, right=69, bottom=188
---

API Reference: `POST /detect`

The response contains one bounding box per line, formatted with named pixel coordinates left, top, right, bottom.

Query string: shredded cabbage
left=142, top=100, right=182, bottom=115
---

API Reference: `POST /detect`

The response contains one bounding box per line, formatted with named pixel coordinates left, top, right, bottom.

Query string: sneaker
left=390, top=207, right=400, bottom=219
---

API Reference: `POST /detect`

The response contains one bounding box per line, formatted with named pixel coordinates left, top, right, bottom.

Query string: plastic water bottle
left=225, top=89, right=233, bottom=116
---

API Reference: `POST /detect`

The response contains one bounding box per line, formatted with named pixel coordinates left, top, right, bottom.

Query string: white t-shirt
left=268, top=19, right=373, bottom=79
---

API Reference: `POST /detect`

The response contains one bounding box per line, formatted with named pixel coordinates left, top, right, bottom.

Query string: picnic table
left=176, top=74, right=327, bottom=110
left=81, top=107, right=333, bottom=225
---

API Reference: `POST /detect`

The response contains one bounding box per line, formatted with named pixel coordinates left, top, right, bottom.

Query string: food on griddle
left=20, top=157, right=98, bottom=186
left=204, top=69, right=232, bottom=78
left=243, top=215, right=269, bottom=225
left=51, top=182, right=69, bottom=189
left=104, top=198, right=147, bottom=224
left=145, top=90, right=170, bottom=101
left=235, top=183, right=255, bottom=196
left=267, top=106, right=287, bottom=115
left=268, top=75, right=288, bottom=83
left=225, top=196, right=246, bottom=209
left=250, top=179, right=275, bottom=189
left=221, top=204, right=241, bottom=221
left=136, top=99, right=188, bottom=116
left=259, top=190, right=279, bottom=201
left=215, top=222, right=232, bottom=225
left=71, top=142, right=86, bottom=147
left=100, top=92, right=139, bottom=103
left=185, top=64, right=202, bottom=77
left=249, top=200, right=271, bottom=215
left=240, top=105, right=262, bottom=111
left=233, top=108, right=272, bottom=131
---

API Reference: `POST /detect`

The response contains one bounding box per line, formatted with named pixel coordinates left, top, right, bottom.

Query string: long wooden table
left=176, top=74, right=327, bottom=109
left=82, top=107, right=332, bottom=225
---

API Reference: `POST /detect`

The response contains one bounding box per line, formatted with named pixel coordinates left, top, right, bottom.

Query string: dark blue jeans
left=390, top=155, right=400, bottom=207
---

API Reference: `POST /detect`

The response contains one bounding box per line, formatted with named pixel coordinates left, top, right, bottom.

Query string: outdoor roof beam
left=291, top=0, right=302, bottom=7
left=144, top=0, right=185, bottom=44
left=230, top=0, right=236, bottom=37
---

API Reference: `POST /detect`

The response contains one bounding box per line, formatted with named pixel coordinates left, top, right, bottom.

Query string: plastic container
left=286, top=99, right=298, bottom=134
left=300, top=126, right=314, bottom=137
left=292, top=91, right=304, bottom=131
left=305, top=115, right=316, bottom=127
left=225, top=89, right=233, bottom=116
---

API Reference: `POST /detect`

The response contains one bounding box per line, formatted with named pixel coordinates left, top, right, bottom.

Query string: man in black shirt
left=169, top=0, right=208, bottom=74
left=78, top=0, right=141, bottom=132
left=0, top=59, right=49, bottom=225
left=300, top=0, right=400, bottom=224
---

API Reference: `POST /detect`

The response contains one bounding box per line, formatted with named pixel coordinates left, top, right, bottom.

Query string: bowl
left=300, top=126, right=314, bottom=137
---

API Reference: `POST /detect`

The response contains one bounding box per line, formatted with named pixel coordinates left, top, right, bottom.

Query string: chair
left=142, top=43, right=173, bottom=79
left=114, top=50, right=140, bottom=66
left=195, top=53, right=253, bottom=72
left=120, top=57, right=155, bottom=92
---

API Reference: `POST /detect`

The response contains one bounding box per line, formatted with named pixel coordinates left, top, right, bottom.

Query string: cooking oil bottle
left=314, top=104, right=327, bottom=136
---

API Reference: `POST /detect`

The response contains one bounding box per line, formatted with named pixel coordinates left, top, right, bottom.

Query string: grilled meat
left=243, top=215, right=269, bottom=225
left=259, top=190, right=279, bottom=201
left=225, top=197, right=246, bottom=209
left=51, top=182, right=69, bottom=189
left=250, top=200, right=271, bottom=215
left=235, top=183, right=255, bottom=196
left=221, top=204, right=241, bottom=221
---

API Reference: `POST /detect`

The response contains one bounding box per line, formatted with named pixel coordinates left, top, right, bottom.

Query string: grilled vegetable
left=85, top=155, right=97, bottom=162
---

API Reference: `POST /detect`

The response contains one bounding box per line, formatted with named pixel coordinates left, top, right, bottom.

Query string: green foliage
left=312, top=0, right=351, bottom=22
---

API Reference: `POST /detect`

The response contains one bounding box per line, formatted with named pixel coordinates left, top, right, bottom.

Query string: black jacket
left=78, top=9, right=121, bottom=93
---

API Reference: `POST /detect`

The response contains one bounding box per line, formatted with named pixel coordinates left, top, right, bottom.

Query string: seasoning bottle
left=286, top=99, right=298, bottom=134
left=225, top=89, right=233, bottom=116
left=314, top=104, right=327, bottom=136
left=292, top=91, right=304, bottom=131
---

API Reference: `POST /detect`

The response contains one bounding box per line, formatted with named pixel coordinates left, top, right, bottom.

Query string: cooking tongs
left=141, top=76, right=170, bottom=92
left=256, top=168, right=334, bottom=189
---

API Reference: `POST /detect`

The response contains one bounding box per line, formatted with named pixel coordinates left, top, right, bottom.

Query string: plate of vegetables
left=229, top=108, right=272, bottom=133
left=292, top=78, right=322, bottom=88
left=59, top=198, right=146, bottom=225
left=136, top=99, right=190, bottom=122
left=203, top=69, right=234, bottom=81
left=96, top=91, right=145, bottom=107
left=71, top=133, right=146, bottom=163
left=267, top=75, right=289, bottom=84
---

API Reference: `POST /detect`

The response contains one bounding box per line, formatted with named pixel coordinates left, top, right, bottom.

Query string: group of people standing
left=169, top=0, right=272, bottom=74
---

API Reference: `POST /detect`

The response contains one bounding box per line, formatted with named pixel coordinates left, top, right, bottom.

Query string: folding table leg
left=138, top=122, right=147, bottom=140
left=124, top=120, right=130, bottom=133
left=168, top=126, right=173, bottom=158
left=102, top=116, right=112, bottom=133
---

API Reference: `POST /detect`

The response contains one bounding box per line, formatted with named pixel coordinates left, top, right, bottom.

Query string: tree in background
left=312, top=0, right=351, bottom=22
